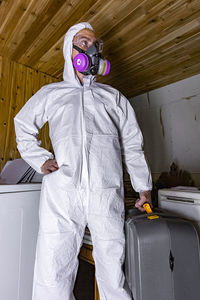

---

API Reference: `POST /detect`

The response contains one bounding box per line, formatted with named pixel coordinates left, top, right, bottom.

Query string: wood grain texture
left=0, top=0, right=199, bottom=97
left=0, top=55, right=59, bottom=171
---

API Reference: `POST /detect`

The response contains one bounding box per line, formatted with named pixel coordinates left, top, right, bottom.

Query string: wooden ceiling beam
left=112, top=51, right=200, bottom=97
left=33, top=0, right=110, bottom=72
left=103, top=1, right=200, bottom=63
left=106, top=23, right=200, bottom=82
left=9, top=0, right=67, bottom=61
left=27, top=0, right=181, bottom=77
left=99, top=1, right=200, bottom=87
left=101, top=0, right=182, bottom=49
left=17, top=0, right=100, bottom=65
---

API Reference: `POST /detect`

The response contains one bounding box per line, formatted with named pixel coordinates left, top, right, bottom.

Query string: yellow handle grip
left=143, top=202, right=153, bottom=214
left=143, top=202, right=159, bottom=220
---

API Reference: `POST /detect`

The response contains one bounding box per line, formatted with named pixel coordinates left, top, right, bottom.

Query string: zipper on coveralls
left=81, top=88, right=90, bottom=219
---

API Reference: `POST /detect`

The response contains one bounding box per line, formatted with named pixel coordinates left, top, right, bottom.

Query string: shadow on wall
left=152, top=162, right=195, bottom=207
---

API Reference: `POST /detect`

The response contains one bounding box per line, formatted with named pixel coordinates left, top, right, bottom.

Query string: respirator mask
left=72, top=37, right=110, bottom=76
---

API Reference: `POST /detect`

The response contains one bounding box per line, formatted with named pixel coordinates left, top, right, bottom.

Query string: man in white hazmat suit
left=14, top=22, right=152, bottom=300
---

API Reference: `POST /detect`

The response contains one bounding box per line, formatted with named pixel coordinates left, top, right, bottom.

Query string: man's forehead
left=74, top=29, right=96, bottom=41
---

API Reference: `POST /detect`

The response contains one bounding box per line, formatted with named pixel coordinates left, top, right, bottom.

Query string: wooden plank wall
left=0, top=55, right=59, bottom=172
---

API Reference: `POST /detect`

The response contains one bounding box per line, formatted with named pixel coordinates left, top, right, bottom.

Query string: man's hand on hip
left=41, top=159, right=59, bottom=174
left=135, top=190, right=152, bottom=212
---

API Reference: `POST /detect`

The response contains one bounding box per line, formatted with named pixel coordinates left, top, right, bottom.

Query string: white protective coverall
left=14, top=22, right=152, bottom=300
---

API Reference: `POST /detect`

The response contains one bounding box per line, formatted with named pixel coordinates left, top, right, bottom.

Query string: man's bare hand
left=135, top=190, right=152, bottom=212
left=41, top=159, right=59, bottom=174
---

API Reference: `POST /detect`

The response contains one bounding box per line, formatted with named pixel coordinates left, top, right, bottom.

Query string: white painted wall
left=130, top=74, right=200, bottom=186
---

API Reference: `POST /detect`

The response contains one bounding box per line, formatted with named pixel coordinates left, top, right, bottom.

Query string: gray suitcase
left=124, top=206, right=200, bottom=300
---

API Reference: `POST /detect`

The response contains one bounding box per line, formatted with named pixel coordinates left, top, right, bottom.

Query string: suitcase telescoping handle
left=143, top=203, right=159, bottom=220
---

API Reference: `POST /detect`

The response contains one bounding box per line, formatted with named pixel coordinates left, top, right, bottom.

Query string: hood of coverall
left=63, top=22, right=95, bottom=86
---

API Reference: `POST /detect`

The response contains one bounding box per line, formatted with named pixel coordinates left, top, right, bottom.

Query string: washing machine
left=0, top=183, right=41, bottom=300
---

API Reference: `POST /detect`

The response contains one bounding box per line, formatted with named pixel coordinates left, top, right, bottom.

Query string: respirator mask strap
left=73, top=44, right=86, bottom=54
